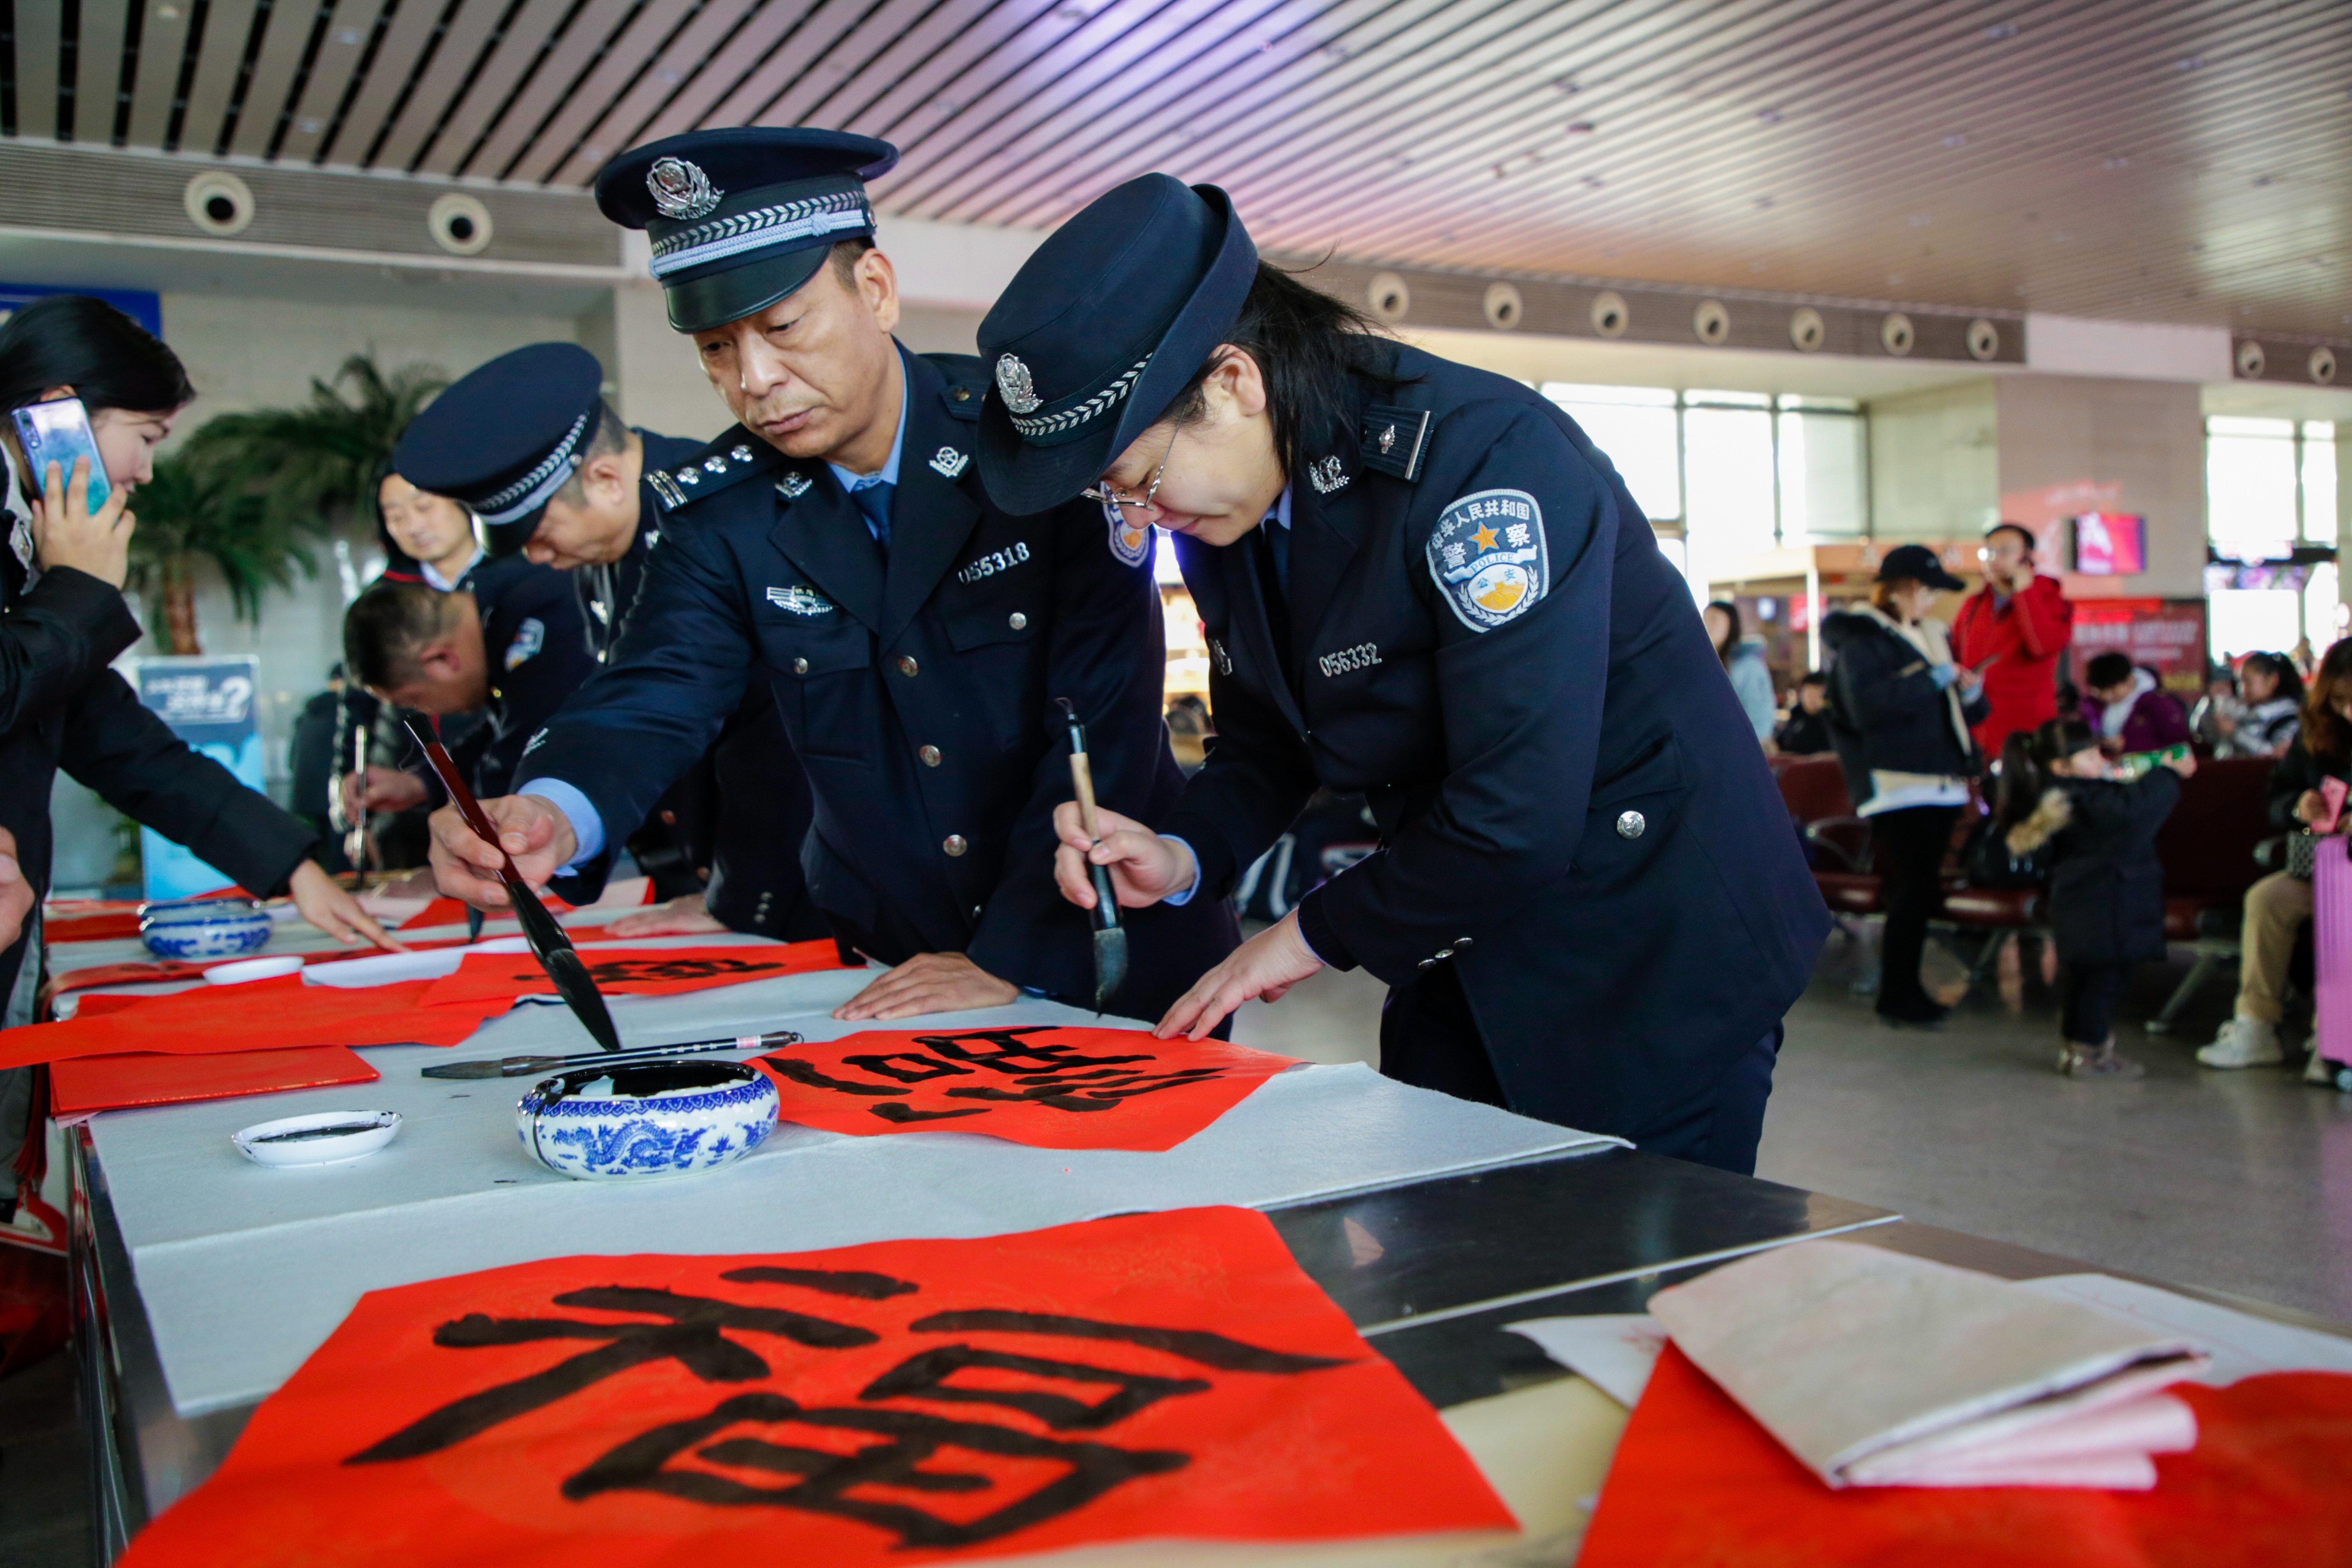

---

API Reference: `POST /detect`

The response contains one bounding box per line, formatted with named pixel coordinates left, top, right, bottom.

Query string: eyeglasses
left=1082, top=427, right=1180, bottom=513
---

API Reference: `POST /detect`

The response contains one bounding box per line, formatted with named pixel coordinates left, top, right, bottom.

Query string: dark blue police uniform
left=416, top=554, right=597, bottom=804
left=975, top=175, right=1830, bottom=1171
left=510, top=127, right=1237, bottom=1012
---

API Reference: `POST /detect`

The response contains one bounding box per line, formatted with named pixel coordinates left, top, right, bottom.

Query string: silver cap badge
left=647, top=157, right=723, bottom=220
left=995, top=354, right=1042, bottom=415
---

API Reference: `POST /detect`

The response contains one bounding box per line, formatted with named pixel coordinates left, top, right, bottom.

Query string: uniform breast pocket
left=764, top=622, right=878, bottom=767
left=1570, top=732, right=1689, bottom=884
left=942, top=590, right=1040, bottom=748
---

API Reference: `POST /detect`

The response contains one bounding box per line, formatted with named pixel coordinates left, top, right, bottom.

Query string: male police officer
left=395, top=343, right=820, bottom=940
left=422, top=128, right=1235, bottom=1021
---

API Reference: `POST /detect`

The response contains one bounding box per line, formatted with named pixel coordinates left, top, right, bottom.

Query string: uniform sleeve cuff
left=1159, top=813, right=1237, bottom=901
left=1157, top=836, right=1203, bottom=906
left=1294, top=892, right=1357, bottom=972
left=518, top=779, right=605, bottom=873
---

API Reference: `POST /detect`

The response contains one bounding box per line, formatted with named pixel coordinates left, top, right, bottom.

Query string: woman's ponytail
left=1993, top=731, right=2043, bottom=833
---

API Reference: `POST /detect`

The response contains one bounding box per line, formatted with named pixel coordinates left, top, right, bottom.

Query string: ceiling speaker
left=1880, top=313, right=1915, bottom=356
left=1966, top=318, right=2001, bottom=361
left=428, top=193, right=494, bottom=256
left=1693, top=300, right=1730, bottom=345
left=2235, top=340, right=2267, bottom=379
left=183, top=170, right=255, bottom=236
left=1788, top=307, right=1825, bottom=352
left=1590, top=290, right=1629, bottom=337
left=1367, top=271, right=1411, bottom=322
left=2308, top=347, right=2334, bottom=385
left=1482, top=281, right=1523, bottom=330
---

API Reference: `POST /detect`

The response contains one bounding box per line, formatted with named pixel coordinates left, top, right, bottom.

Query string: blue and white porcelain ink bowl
left=138, top=897, right=273, bottom=960
left=516, top=1060, right=778, bottom=1181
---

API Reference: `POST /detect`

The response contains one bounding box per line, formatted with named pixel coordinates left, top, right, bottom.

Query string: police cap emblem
left=1426, top=488, right=1548, bottom=633
left=995, top=354, right=1042, bottom=415
left=646, top=156, right=723, bottom=220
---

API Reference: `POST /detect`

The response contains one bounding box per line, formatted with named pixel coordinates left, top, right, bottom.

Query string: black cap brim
left=478, top=507, right=541, bottom=558
left=664, top=243, right=832, bottom=334
left=976, top=186, right=1257, bottom=517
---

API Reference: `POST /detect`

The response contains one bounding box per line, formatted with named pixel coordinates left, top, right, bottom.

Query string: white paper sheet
left=2021, top=1274, right=2352, bottom=1386
left=1504, top=1315, right=1667, bottom=1407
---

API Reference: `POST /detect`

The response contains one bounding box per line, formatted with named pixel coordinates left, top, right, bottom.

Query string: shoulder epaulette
left=1360, top=405, right=1432, bottom=481
left=645, top=431, right=783, bottom=510
left=925, top=352, right=988, bottom=423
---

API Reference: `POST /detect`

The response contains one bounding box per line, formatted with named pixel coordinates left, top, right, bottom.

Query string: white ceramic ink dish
left=232, top=1111, right=401, bottom=1167
left=205, top=954, right=305, bottom=985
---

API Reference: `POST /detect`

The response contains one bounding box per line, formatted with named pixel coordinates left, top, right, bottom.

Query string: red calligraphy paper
left=49, top=1045, right=379, bottom=1118
left=0, top=976, right=507, bottom=1072
left=417, top=940, right=858, bottom=1010
left=751, top=1026, right=1301, bottom=1152
left=117, top=1207, right=1513, bottom=1568
left=1579, top=1342, right=2352, bottom=1568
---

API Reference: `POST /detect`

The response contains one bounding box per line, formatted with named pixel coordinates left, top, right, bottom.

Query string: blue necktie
left=851, top=480, right=893, bottom=552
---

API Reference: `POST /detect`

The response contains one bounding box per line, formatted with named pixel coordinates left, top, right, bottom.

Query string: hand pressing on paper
left=608, top=892, right=727, bottom=938
left=427, top=793, right=575, bottom=909
left=1156, top=912, right=1324, bottom=1041
left=0, top=827, right=31, bottom=954
left=1051, top=800, right=1198, bottom=909
left=339, top=766, right=428, bottom=818
left=834, top=952, right=1018, bottom=1021
left=287, top=860, right=406, bottom=951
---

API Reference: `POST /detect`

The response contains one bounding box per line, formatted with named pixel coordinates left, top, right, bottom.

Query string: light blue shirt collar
left=826, top=354, right=908, bottom=496
left=1263, top=485, right=1292, bottom=532
left=419, top=545, right=482, bottom=592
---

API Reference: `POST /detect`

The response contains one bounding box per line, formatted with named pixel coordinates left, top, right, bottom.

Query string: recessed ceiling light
left=1566, top=121, right=1595, bottom=134
left=2255, top=174, right=2274, bottom=187
left=1757, top=108, right=1784, bottom=123
left=2103, top=154, right=2129, bottom=169
left=1583, top=175, right=1606, bottom=189
left=1555, top=78, right=1581, bottom=93
left=2177, top=55, right=2205, bottom=71
left=1942, top=133, right=1968, bottom=148
left=1984, top=21, right=2018, bottom=40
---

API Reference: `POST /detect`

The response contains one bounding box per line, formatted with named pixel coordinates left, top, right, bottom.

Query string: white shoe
left=2306, top=1047, right=2337, bottom=1086
left=2197, top=1016, right=2283, bottom=1069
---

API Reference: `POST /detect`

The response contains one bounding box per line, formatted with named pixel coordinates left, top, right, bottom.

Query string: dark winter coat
left=2264, top=735, right=2350, bottom=831
left=1821, top=605, right=1989, bottom=810
left=2005, top=770, right=2183, bottom=964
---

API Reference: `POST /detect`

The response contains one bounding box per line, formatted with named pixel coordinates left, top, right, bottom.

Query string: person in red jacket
left=1951, top=522, right=2074, bottom=757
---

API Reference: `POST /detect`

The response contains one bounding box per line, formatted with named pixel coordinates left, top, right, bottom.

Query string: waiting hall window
left=2205, top=418, right=2339, bottom=658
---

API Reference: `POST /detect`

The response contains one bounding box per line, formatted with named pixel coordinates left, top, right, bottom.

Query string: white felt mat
left=85, top=977, right=1619, bottom=1417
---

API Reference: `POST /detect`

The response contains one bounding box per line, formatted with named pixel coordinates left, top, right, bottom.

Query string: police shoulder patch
left=657, top=432, right=782, bottom=512
left=503, top=616, right=545, bottom=671
left=1103, top=499, right=1152, bottom=569
left=1426, top=489, right=1547, bottom=632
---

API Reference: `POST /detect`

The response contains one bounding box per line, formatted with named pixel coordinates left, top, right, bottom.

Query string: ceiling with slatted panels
left=3, top=0, right=2347, bottom=339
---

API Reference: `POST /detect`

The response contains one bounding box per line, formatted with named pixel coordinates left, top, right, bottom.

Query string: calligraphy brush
left=1056, top=697, right=1128, bottom=1013
left=400, top=716, right=624, bottom=1054
left=344, top=723, right=368, bottom=874
left=421, top=1030, right=806, bottom=1080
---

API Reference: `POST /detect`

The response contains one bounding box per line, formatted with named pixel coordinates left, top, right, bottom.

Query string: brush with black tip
left=1057, top=697, right=1129, bottom=1013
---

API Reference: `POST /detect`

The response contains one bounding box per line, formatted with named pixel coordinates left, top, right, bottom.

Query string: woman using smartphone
left=974, top=177, right=1828, bottom=1174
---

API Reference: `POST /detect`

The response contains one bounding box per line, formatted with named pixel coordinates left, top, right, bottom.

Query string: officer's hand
left=1052, top=801, right=1195, bottom=909
left=833, top=952, right=1018, bottom=1022
left=1156, top=911, right=1325, bottom=1041
left=0, top=827, right=30, bottom=954
left=427, top=794, right=575, bottom=909
left=608, top=893, right=727, bottom=938
left=342, top=766, right=428, bottom=817
left=287, top=860, right=407, bottom=951
left=32, top=456, right=135, bottom=588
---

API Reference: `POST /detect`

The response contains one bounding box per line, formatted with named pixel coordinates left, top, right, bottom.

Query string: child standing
left=1996, top=715, right=2195, bottom=1079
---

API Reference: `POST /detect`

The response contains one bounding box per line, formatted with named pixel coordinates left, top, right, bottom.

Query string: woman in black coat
left=1998, top=715, right=2191, bottom=1078
left=1822, top=545, right=1989, bottom=1027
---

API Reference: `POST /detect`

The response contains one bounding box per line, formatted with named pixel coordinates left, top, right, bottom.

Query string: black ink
left=908, top=1310, right=1352, bottom=1374
left=582, top=957, right=786, bottom=985
left=563, top=1392, right=1190, bottom=1548
left=869, top=1102, right=991, bottom=1124
left=759, top=1054, right=910, bottom=1097
left=912, top=1028, right=1158, bottom=1076
left=721, top=1266, right=920, bottom=1301
left=860, top=1345, right=1209, bottom=1430
left=841, top=1051, right=974, bottom=1082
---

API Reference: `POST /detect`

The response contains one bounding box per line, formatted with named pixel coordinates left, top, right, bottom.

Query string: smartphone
left=11, top=396, right=111, bottom=513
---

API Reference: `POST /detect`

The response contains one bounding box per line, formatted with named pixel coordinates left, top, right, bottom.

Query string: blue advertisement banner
left=0, top=283, right=163, bottom=339
left=134, top=656, right=266, bottom=900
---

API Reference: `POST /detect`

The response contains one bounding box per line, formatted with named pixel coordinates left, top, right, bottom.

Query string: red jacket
left=1949, top=575, right=2074, bottom=755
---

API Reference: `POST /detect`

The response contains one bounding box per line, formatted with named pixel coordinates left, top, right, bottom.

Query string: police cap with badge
left=592, top=127, right=898, bottom=334
left=393, top=342, right=608, bottom=558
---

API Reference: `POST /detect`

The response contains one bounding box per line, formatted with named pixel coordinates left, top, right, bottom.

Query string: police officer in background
left=423, top=129, right=1236, bottom=1021
left=987, top=176, right=1828, bottom=1174
left=394, top=343, right=821, bottom=940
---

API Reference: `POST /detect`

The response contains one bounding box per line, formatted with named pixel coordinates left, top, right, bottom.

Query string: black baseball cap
left=1875, top=542, right=1966, bottom=592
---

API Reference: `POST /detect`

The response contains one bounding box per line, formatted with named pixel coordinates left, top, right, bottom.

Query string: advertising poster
left=134, top=656, right=265, bottom=900
left=2069, top=599, right=2208, bottom=697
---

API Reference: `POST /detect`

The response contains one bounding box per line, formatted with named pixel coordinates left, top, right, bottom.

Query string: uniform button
left=659, top=809, right=677, bottom=824
left=919, top=745, right=942, bottom=767
left=972, top=905, right=983, bottom=919
left=1616, top=809, right=1647, bottom=840
left=1454, top=935, right=1474, bottom=947
left=952, top=388, right=971, bottom=402
left=898, top=656, right=919, bottom=677
left=1434, top=947, right=1454, bottom=960
left=1416, top=958, right=1436, bottom=969
left=792, top=657, right=809, bottom=675
left=695, top=866, right=709, bottom=879
left=942, top=834, right=968, bottom=857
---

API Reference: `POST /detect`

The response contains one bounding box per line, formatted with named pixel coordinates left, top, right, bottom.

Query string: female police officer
left=974, top=176, right=1829, bottom=1174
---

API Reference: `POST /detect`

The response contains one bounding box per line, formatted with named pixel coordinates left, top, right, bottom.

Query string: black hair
left=0, top=294, right=195, bottom=417
left=1154, top=263, right=1402, bottom=479
left=1993, top=714, right=2101, bottom=834
left=829, top=236, right=875, bottom=290
left=1799, top=670, right=1829, bottom=689
left=2085, top=651, right=2135, bottom=690
left=344, top=579, right=462, bottom=691
left=1984, top=521, right=2036, bottom=554
left=548, top=400, right=630, bottom=509
left=1704, top=599, right=1742, bottom=665
left=2241, top=650, right=2305, bottom=706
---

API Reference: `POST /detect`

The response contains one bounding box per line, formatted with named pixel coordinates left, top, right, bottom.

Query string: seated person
left=2200, top=638, right=2352, bottom=1074
left=2223, top=652, right=2303, bottom=758
left=1775, top=671, right=1834, bottom=756
left=2080, top=651, right=2190, bottom=756
left=342, top=570, right=594, bottom=806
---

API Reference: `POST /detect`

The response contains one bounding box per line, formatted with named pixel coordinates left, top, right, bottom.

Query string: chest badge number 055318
left=1426, top=489, right=1548, bottom=632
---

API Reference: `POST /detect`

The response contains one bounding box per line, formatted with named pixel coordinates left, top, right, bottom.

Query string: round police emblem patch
left=1426, top=489, right=1548, bottom=632
left=646, top=157, right=722, bottom=220
left=1104, top=498, right=1152, bottom=569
